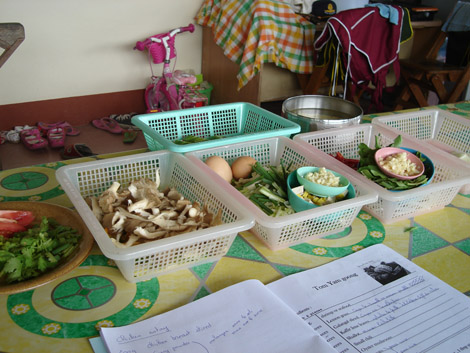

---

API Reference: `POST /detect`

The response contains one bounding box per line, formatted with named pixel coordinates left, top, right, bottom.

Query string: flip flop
left=37, top=121, right=80, bottom=136
left=20, top=128, right=48, bottom=150
left=47, top=127, right=66, bottom=148
left=59, top=122, right=80, bottom=136
left=60, top=143, right=96, bottom=160
left=91, top=117, right=124, bottom=134
left=123, top=129, right=138, bottom=143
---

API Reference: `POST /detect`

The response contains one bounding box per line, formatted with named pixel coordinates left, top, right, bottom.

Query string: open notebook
left=91, top=244, right=470, bottom=353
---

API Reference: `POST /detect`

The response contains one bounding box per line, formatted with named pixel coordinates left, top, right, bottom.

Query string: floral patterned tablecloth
left=0, top=103, right=469, bottom=353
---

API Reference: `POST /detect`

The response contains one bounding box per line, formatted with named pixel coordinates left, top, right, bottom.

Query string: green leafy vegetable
left=0, top=217, right=81, bottom=283
left=358, top=135, right=402, bottom=168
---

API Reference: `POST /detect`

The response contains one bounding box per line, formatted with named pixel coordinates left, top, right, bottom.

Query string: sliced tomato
left=0, top=210, right=35, bottom=227
left=0, top=221, right=27, bottom=238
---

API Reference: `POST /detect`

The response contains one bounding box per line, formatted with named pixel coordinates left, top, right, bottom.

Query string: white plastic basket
left=185, top=136, right=378, bottom=250
left=370, top=109, right=470, bottom=193
left=294, top=124, right=470, bottom=224
left=56, top=151, right=255, bottom=282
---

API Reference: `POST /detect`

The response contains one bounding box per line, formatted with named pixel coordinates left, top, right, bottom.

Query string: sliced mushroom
left=90, top=196, right=104, bottom=222
left=111, top=234, right=140, bottom=248
left=134, top=227, right=168, bottom=240
left=98, top=182, right=121, bottom=213
left=90, top=176, right=224, bottom=248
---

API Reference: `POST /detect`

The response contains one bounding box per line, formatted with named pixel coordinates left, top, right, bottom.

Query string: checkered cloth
left=195, top=0, right=316, bottom=89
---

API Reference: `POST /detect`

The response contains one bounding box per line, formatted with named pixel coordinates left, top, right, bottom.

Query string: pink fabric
left=314, top=6, right=403, bottom=110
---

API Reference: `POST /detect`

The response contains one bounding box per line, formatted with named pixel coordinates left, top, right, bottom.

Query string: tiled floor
left=0, top=124, right=147, bottom=170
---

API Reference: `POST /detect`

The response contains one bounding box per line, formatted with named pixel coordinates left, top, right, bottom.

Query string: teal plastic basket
left=131, top=102, right=301, bottom=153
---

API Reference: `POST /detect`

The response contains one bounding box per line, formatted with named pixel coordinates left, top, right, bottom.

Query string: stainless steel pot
left=282, top=95, right=363, bottom=132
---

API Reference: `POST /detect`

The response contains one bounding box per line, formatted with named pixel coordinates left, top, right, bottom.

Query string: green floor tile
left=411, top=227, right=449, bottom=257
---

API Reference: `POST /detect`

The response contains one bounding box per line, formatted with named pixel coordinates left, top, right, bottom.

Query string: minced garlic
left=305, top=167, right=341, bottom=187
left=378, top=152, right=420, bottom=176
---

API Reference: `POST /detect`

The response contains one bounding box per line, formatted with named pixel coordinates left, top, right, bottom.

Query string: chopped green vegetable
left=233, top=162, right=295, bottom=217
left=404, top=226, right=418, bottom=232
left=0, top=217, right=81, bottom=283
left=173, top=135, right=225, bottom=145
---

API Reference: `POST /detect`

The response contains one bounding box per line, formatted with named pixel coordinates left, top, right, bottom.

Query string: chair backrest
left=425, top=31, right=447, bottom=62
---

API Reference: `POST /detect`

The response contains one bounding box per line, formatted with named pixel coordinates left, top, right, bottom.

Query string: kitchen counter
left=0, top=102, right=469, bottom=353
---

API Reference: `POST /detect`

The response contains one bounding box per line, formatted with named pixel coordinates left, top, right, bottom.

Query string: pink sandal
left=38, top=121, right=80, bottom=136
left=20, top=128, right=48, bottom=150
left=91, top=117, right=124, bottom=134
left=47, top=127, right=66, bottom=148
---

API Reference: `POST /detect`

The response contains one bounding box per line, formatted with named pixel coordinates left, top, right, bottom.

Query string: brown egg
left=231, top=156, right=257, bottom=180
left=205, top=156, right=233, bottom=183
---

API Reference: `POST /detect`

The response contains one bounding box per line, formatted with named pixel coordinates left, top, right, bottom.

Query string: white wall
left=0, top=0, right=204, bottom=105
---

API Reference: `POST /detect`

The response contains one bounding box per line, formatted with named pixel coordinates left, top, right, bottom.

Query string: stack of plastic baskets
left=56, top=151, right=255, bottom=282
left=293, top=124, right=470, bottom=224
left=186, top=136, right=378, bottom=250
left=131, top=102, right=301, bottom=153
left=370, top=109, right=470, bottom=194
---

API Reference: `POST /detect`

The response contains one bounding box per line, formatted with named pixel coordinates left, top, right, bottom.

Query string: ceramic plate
left=0, top=201, right=94, bottom=294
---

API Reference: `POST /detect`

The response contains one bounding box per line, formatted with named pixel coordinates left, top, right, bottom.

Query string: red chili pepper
left=331, top=152, right=359, bottom=170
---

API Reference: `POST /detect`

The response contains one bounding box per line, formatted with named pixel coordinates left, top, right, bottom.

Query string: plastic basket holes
left=437, top=119, right=470, bottom=153
left=180, top=112, right=211, bottom=139
left=211, top=108, right=239, bottom=137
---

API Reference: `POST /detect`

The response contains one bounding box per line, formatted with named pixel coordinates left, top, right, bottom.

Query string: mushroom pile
left=86, top=177, right=223, bottom=248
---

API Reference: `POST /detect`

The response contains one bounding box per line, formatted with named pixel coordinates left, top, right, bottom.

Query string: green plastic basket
left=131, top=102, right=301, bottom=153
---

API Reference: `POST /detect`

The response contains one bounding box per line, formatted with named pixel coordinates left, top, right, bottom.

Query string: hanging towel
left=366, top=3, right=399, bottom=25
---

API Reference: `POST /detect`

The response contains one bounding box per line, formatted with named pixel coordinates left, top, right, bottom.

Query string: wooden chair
left=0, top=23, right=25, bottom=69
left=395, top=30, right=470, bottom=110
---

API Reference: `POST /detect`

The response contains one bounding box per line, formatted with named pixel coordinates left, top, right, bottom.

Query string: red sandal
left=20, top=128, right=48, bottom=150
left=47, top=127, right=66, bottom=148
left=60, top=143, right=96, bottom=160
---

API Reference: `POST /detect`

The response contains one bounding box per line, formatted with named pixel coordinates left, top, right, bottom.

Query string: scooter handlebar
left=134, top=23, right=195, bottom=52
left=180, top=24, right=195, bottom=33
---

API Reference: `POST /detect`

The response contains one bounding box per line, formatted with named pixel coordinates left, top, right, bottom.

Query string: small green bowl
left=296, top=166, right=350, bottom=198
left=287, top=172, right=356, bottom=213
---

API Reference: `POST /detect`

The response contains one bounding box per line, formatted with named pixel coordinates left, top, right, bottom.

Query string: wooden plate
left=0, top=201, right=94, bottom=295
